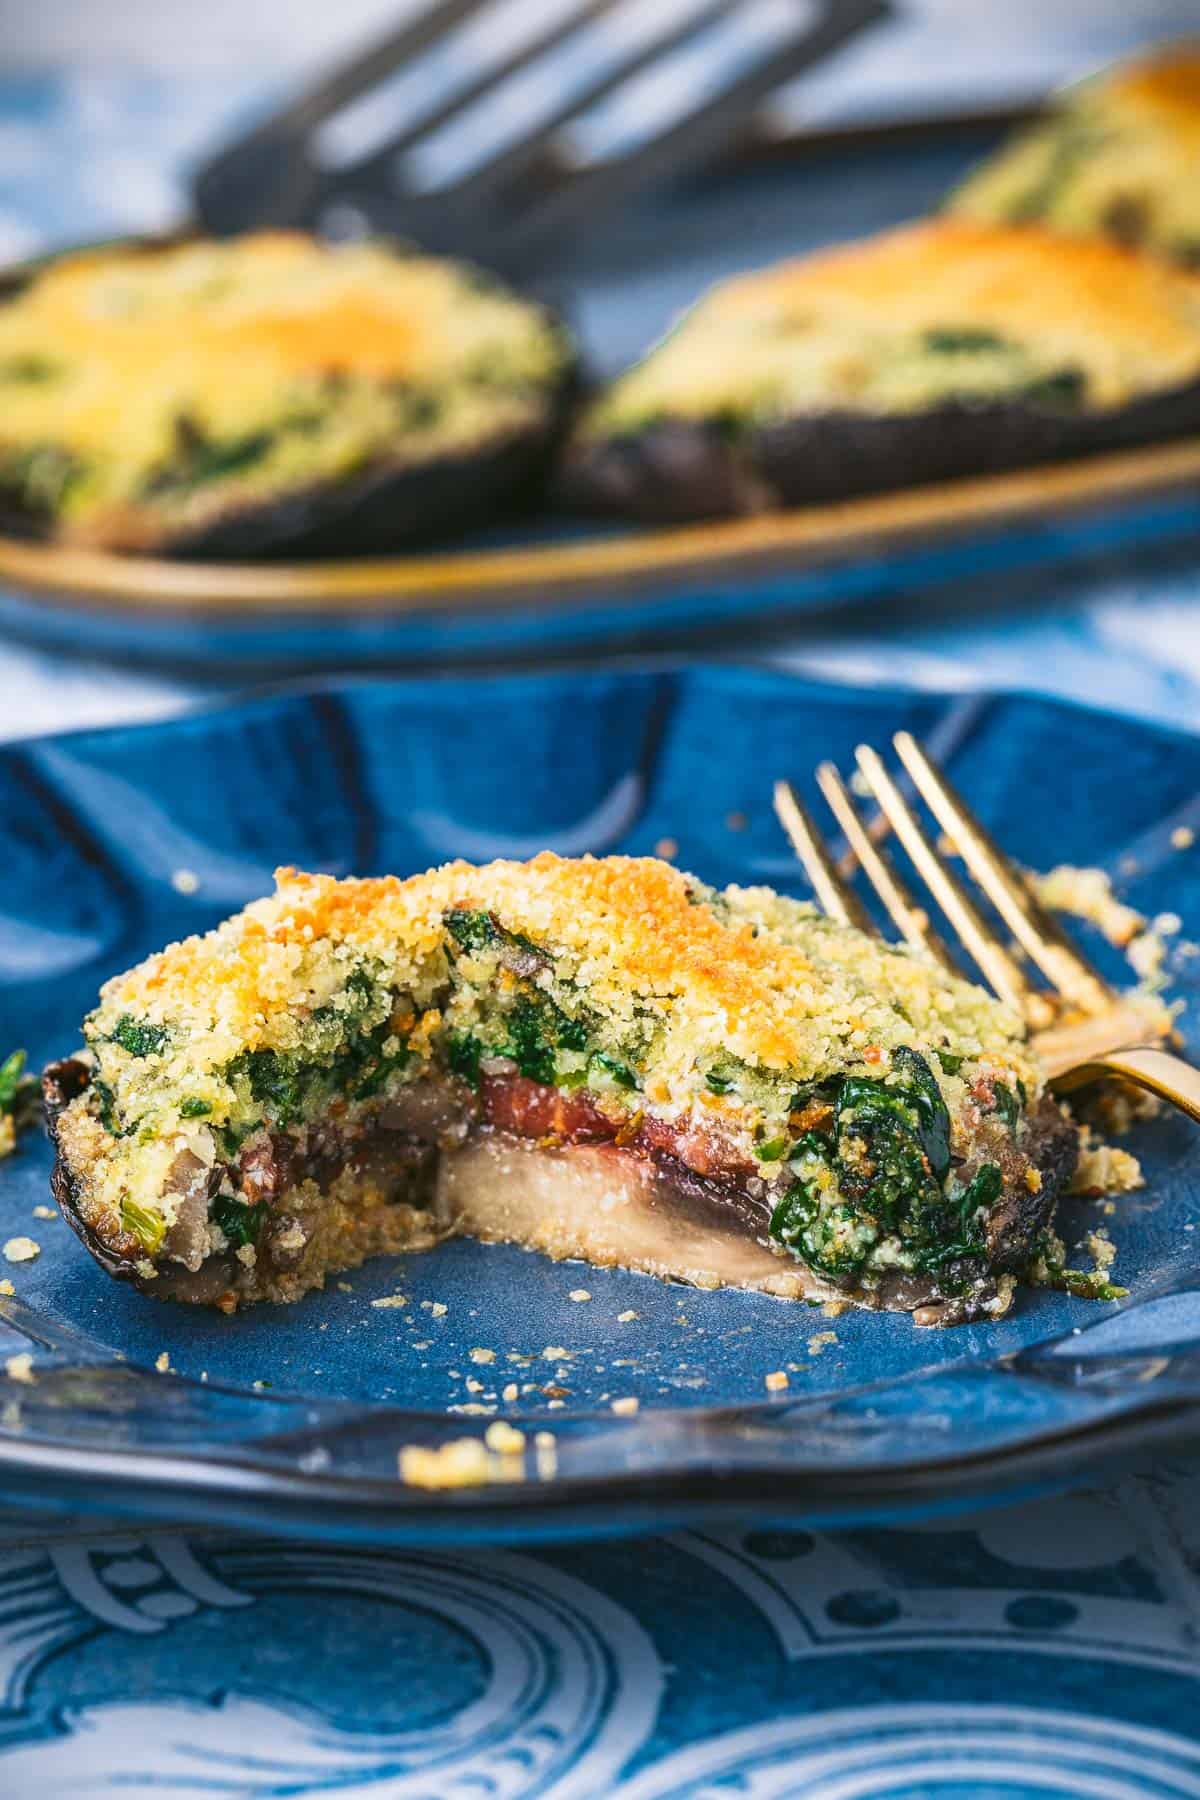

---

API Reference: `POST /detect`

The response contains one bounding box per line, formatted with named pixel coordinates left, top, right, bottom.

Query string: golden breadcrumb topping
left=583, top=220, right=1200, bottom=434
left=93, top=852, right=1036, bottom=1098
left=0, top=231, right=567, bottom=543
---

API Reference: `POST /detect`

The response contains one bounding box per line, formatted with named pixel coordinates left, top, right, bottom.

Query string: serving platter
left=1, top=663, right=1199, bottom=1545
left=4, top=437, right=1200, bottom=674
left=7, top=125, right=1200, bottom=673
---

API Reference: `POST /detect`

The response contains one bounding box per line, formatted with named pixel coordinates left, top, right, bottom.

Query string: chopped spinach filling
left=924, top=327, right=1010, bottom=354
left=0, top=444, right=88, bottom=518
left=1020, top=367, right=1087, bottom=411
left=210, top=1191, right=267, bottom=1249
left=144, top=426, right=277, bottom=497
left=1025, top=1227, right=1127, bottom=1301
left=0, top=1047, right=36, bottom=1159
left=0, top=354, right=60, bottom=384
left=224, top=1007, right=411, bottom=1132
left=444, top=908, right=635, bottom=1093
left=445, top=907, right=547, bottom=969
left=0, top=1049, right=29, bottom=1117
left=142, top=380, right=450, bottom=503
left=110, top=1016, right=170, bottom=1059
left=120, top=1195, right=166, bottom=1253
left=988, top=1081, right=1022, bottom=1128
left=768, top=1046, right=1016, bottom=1282
left=919, top=327, right=1087, bottom=411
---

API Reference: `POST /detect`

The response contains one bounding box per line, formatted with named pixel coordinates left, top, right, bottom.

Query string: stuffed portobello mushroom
left=559, top=220, right=1200, bottom=523
left=44, top=854, right=1077, bottom=1326
left=949, top=45, right=1200, bottom=266
left=0, top=231, right=575, bottom=557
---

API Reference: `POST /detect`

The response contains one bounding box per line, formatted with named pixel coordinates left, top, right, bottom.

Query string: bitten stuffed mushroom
left=45, top=854, right=1076, bottom=1325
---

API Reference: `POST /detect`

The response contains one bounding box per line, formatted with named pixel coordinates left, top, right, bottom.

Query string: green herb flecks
left=0, top=354, right=61, bottom=384
left=120, top=1196, right=165, bottom=1253
left=989, top=1082, right=1021, bottom=1129
left=447, top=1030, right=485, bottom=1090
left=225, top=1007, right=410, bottom=1131
left=590, top=1050, right=637, bottom=1090
left=147, top=426, right=275, bottom=497
left=210, top=1192, right=267, bottom=1250
left=0, top=1049, right=36, bottom=1159
left=0, top=1050, right=28, bottom=1115
left=1025, top=1227, right=1128, bottom=1302
left=1, top=443, right=88, bottom=518
left=498, top=992, right=592, bottom=1086
left=924, top=327, right=1010, bottom=354
left=1020, top=366, right=1087, bottom=412
left=445, top=908, right=501, bottom=955
left=110, top=1016, right=170, bottom=1059
left=444, top=907, right=549, bottom=974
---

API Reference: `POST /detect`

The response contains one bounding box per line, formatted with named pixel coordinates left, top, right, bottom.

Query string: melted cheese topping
left=582, top=219, right=1200, bottom=435
left=950, top=45, right=1200, bottom=261
left=0, top=232, right=567, bottom=543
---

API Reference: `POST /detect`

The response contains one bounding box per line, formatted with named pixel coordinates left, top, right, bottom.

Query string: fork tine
left=854, top=746, right=1051, bottom=1024
left=815, top=762, right=958, bottom=974
left=445, top=0, right=738, bottom=208
left=773, top=781, right=878, bottom=936
left=892, top=731, right=1114, bottom=1014
left=494, top=0, right=890, bottom=260
left=344, top=0, right=628, bottom=182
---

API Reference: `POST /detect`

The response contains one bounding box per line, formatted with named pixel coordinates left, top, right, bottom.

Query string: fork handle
left=1058, top=1046, right=1200, bottom=1124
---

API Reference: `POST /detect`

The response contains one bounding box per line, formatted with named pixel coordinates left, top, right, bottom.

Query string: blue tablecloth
left=2, top=60, right=1200, bottom=1797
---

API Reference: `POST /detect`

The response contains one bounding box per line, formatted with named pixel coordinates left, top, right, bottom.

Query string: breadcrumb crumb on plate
left=1070, top=1130, right=1145, bottom=1197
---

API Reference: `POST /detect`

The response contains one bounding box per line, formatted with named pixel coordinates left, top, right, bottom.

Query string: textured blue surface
left=0, top=1490, right=1200, bottom=1800
left=0, top=665, right=1199, bottom=1543
left=2, top=1481, right=1200, bottom=1794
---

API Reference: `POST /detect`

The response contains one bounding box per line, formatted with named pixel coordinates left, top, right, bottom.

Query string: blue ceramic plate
left=1, top=665, right=1199, bottom=1544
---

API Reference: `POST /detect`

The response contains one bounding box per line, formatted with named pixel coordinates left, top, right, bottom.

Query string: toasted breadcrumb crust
left=0, top=231, right=569, bottom=548
left=100, top=856, right=1032, bottom=1064
left=579, top=221, right=1200, bottom=440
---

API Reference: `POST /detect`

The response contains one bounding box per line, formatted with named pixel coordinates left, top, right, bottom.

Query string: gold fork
left=773, top=733, right=1200, bottom=1122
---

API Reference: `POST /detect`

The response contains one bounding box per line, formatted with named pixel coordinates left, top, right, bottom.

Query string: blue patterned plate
left=1, top=665, right=1199, bottom=1543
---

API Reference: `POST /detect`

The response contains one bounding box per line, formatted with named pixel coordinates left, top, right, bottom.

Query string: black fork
left=192, top=0, right=889, bottom=279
